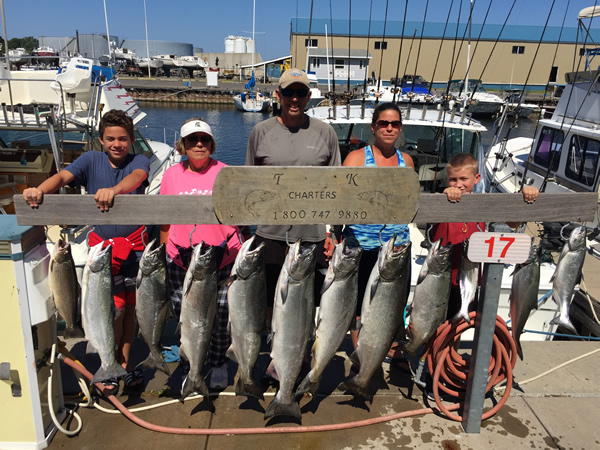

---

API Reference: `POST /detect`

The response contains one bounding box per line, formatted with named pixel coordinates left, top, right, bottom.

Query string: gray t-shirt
left=246, top=116, right=341, bottom=242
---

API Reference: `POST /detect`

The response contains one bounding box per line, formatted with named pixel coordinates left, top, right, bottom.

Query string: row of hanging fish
left=51, top=226, right=587, bottom=421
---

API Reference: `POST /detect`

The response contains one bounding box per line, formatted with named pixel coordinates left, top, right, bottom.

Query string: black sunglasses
left=375, top=120, right=402, bottom=129
left=280, top=87, right=310, bottom=98
left=185, top=134, right=212, bottom=144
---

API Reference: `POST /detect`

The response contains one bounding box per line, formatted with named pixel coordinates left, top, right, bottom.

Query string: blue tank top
left=343, top=146, right=411, bottom=250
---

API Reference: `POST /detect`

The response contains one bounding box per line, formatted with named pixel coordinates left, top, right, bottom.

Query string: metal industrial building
left=290, top=18, right=600, bottom=89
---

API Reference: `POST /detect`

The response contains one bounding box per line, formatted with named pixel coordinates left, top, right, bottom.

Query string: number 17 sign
left=467, top=232, right=532, bottom=264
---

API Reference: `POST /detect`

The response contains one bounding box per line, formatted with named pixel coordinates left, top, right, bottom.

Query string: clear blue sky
left=2, top=0, right=596, bottom=60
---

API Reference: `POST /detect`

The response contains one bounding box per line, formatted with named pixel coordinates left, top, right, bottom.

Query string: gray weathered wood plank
left=14, top=194, right=219, bottom=226
left=414, top=193, right=597, bottom=223
left=14, top=192, right=597, bottom=226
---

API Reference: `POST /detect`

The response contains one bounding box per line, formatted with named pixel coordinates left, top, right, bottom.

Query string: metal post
left=462, top=223, right=508, bottom=433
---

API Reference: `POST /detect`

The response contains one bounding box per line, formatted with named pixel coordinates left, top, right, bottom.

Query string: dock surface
left=50, top=336, right=600, bottom=449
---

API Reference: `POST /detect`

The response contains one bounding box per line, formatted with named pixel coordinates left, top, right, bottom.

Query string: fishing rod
left=427, top=0, right=455, bottom=98
left=391, top=0, right=408, bottom=104
left=511, top=0, right=570, bottom=192
left=328, top=0, right=337, bottom=119
left=409, top=0, right=429, bottom=98
left=304, top=0, right=314, bottom=72
left=346, top=0, right=352, bottom=116
left=487, top=0, right=553, bottom=191
left=375, top=0, right=390, bottom=108
left=361, top=0, right=374, bottom=119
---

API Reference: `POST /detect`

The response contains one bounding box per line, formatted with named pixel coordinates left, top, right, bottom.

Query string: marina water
left=138, top=103, right=539, bottom=167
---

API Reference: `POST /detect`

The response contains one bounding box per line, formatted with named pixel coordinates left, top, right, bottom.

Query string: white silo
left=224, top=36, right=235, bottom=53
left=246, top=39, right=255, bottom=54
left=234, top=37, right=247, bottom=54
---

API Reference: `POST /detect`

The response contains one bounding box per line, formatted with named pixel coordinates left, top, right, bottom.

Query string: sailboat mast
left=252, top=0, right=255, bottom=74
left=464, top=0, right=473, bottom=107
left=144, top=0, right=151, bottom=78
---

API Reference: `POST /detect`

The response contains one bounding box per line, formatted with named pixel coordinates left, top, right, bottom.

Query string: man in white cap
left=245, top=68, right=341, bottom=324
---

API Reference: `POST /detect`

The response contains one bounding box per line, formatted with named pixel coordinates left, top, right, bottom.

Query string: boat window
left=533, top=127, right=563, bottom=171
left=565, top=135, right=600, bottom=187
left=132, top=129, right=153, bottom=158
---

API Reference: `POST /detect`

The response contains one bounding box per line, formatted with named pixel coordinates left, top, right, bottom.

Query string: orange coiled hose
left=422, top=311, right=517, bottom=422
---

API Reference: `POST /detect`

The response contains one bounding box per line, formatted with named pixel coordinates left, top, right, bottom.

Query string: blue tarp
left=245, top=72, right=256, bottom=90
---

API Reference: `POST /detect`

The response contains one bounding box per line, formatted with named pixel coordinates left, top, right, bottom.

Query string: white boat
left=447, top=79, right=505, bottom=116
left=8, top=48, right=28, bottom=65
left=363, top=75, right=441, bottom=105
left=0, top=57, right=175, bottom=202
left=136, top=57, right=164, bottom=75
left=233, top=0, right=272, bottom=113
left=309, top=102, right=560, bottom=341
left=113, top=46, right=136, bottom=62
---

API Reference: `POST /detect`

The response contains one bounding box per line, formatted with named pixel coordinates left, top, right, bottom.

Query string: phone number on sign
left=272, top=210, right=368, bottom=220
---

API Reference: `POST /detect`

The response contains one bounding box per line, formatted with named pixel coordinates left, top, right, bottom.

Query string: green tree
left=7, top=36, right=39, bottom=54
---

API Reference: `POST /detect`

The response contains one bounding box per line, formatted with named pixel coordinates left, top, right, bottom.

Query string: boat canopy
left=578, top=6, right=600, bottom=19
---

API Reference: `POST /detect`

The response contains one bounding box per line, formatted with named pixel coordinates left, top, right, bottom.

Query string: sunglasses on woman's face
left=375, top=120, right=402, bottom=129
left=185, top=134, right=212, bottom=144
left=280, top=87, right=310, bottom=98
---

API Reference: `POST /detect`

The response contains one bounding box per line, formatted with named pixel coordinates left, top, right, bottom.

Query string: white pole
left=143, top=0, right=151, bottom=78
left=325, top=24, right=331, bottom=92
left=103, top=0, right=113, bottom=64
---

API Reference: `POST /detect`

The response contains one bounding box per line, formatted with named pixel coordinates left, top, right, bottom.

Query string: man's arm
left=22, top=170, right=75, bottom=207
left=94, top=168, right=148, bottom=212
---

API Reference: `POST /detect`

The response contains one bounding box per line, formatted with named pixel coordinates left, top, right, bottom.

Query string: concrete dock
left=50, top=335, right=600, bottom=449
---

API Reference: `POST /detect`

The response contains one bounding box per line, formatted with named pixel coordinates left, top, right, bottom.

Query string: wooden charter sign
left=212, top=166, right=421, bottom=225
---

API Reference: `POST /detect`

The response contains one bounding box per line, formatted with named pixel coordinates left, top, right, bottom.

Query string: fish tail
left=453, top=311, right=472, bottom=325
left=550, top=316, right=578, bottom=335
left=181, top=373, right=209, bottom=399
left=235, top=376, right=264, bottom=400
left=91, top=363, right=127, bottom=384
left=295, top=372, right=319, bottom=399
left=337, top=377, right=373, bottom=402
left=63, top=325, right=85, bottom=339
left=264, top=393, right=302, bottom=421
left=139, top=351, right=171, bottom=376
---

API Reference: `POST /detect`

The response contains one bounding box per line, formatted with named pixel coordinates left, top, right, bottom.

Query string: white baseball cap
left=180, top=120, right=214, bottom=139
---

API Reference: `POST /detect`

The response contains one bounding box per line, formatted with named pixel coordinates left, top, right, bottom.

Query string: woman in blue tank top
left=339, top=102, right=415, bottom=351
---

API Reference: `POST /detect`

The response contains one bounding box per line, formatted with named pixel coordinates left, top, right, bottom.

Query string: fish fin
left=405, top=303, right=413, bottom=317
left=320, top=266, right=335, bottom=295
left=278, top=276, right=289, bottom=304
left=225, top=345, right=238, bottom=364
left=235, top=376, right=264, bottom=400
left=136, top=271, right=143, bottom=290
left=63, top=325, right=85, bottom=339
left=336, top=377, right=373, bottom=402
left=181, top=373, right=209, bottom=399
left=219, top=275, right=236, bottom=287
left=91, top=363, right=127, bottom=385
left=368, top=276, right=380, bottom=303
left=296, top=372, right=319, bottom=399
left=264, top=393, right=302, bottom=421
left=516, top=341, right=524, bottom=361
